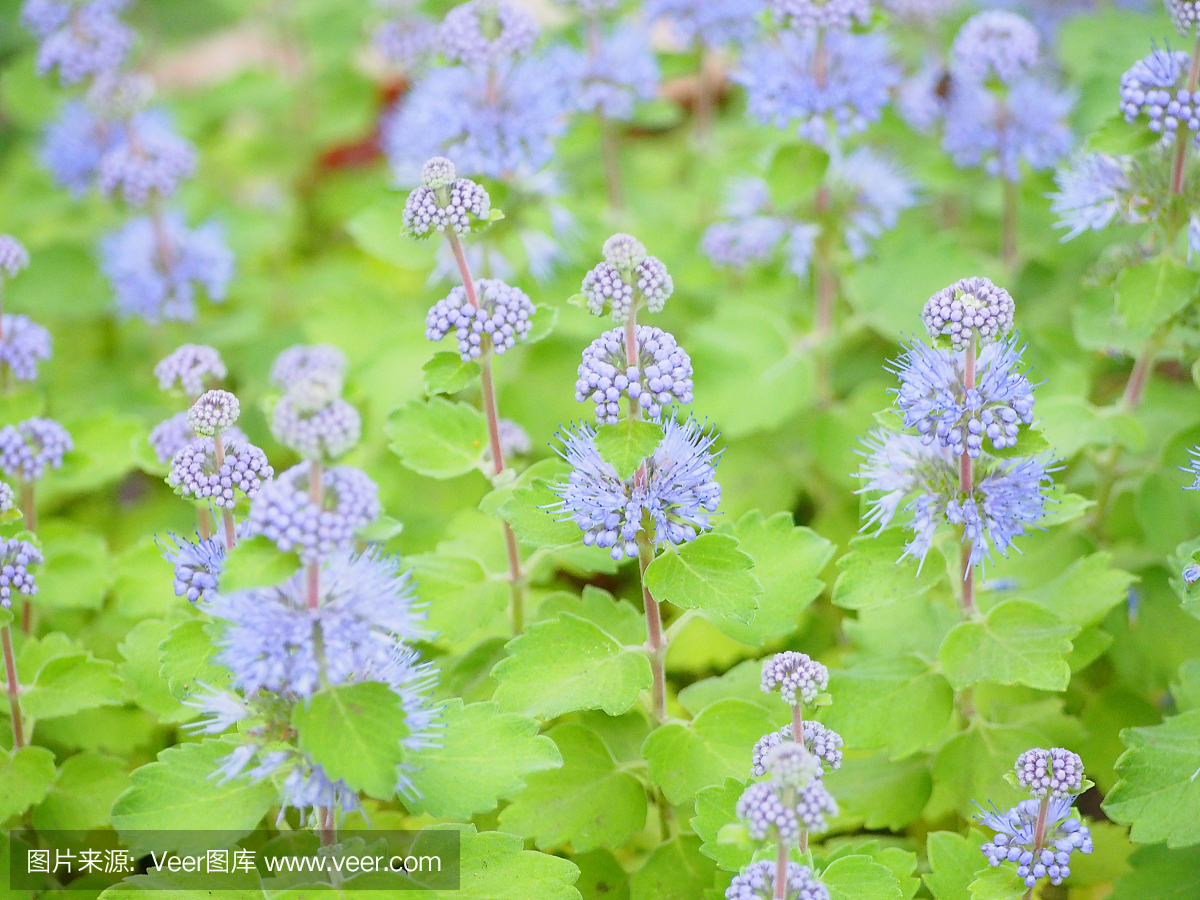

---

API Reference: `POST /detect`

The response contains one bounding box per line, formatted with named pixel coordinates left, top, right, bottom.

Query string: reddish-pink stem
left=960, top=342, right=976, bottom=614
left=2, top=624, right=23, bottom=748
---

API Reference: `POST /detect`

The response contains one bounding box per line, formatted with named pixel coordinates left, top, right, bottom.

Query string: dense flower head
left=880, top=0, right=958, bottom=20
left=160, top=531, right=224, bottom=603
left=893, top=339, right=1035, bottom=458
left=978, top=798, right=1093, bottom=887
left=581, top=255, right=673, bottom=322
left=828, top=147, right=918, bottom=258
left=702, top=217, right=791, bottom=269
left=795, top=777, right=839, bottom=832
left=922, top=277, right=1015, bottom=351
left=950, top=11, right=1039, bottom=85
left=1167, top=0, right=1200, bottom=35
left=770, top=0, right=873, bottom=33
left=205, top=549, right=427, bottom=698
left=0, top=236, right=30, bottom=277
left=383, top=55, right=573, bottom=180
left=575, top=326, right=693, bottom=424
left=270, top=344, right=347, bottom=392
left=857, top=430, right=1055, bottom=570
left=374, top=13, right=438, bottom=68
left=643, top=0, right=766, bottom=49
left=403, top=177, right=491, bottom=237
left=1015, top=748, right=1085, bottom=798
left=0, top=483, right=13, bottom=514
left=761, top=651, right=829, bottom=706
left=29, top=0, right=134, bottom=84
left=1050, top=153, right=1139, bottom=240
left=249, top=462, right=380, bottom=562
left=168, top=435, right=272, bottom=508
left=1118, top=49, right=1198, bottom=139
left=439, top=0, right=539, bottom=67
left=0, top=315, right=53, bottom=383
left=942, top=76, right=1074, bottom=182
left=558, top=27, right=660, bottom=121
left=149, top=413, right=246, bottom=465
left=40, top=100, right=123, bottom=196
left=425, top=278, right=535, bottom=361
left=737, top=781, right=801, bottom=844
left=751, top=722, right=844, bottom=774
left=738, top=29, right=900, bottom=145
left=423, top=155, right=457, bottom=189
left=97, top=111, right=195, bottom=206
left=551, top=416, right=721, bottom=558
left=0, top=418, right=72, bottom=482
left=726, top=860, right=829, bottom=900
left=155, top=344, right=225, bottom=397
left=186, top=390, right=240, bottom=437
left=101, top=212, right=234, bottom=323
left=762, top=742, right=821, bottom=789
left=603, top=233, right=647, bottom=269
left=0, top=538, right=42, bottom=608
left=271, top=392, right=362, bottom=461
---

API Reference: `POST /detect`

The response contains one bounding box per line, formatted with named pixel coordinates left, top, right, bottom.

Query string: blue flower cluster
left=0, top=418, right=73, bottom=483
left=575, top=326, right=693, bottom=424
left=726, top=860, right=829, bottom=900
left=425, top=278, right=536, bottom=362
left=553, top=26, right=660, bottom=121
left=643, top=0, right=765, bottom=49
left=752, top=721, right=844, bottom=774
left=581, top=233, right=674, bottom=323
left=249, top=462, right=380, bottom=562
left=1050, top=153, right=1141, bottom=240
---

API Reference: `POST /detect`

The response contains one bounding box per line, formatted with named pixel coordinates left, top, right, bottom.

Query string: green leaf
left=824, top=753, right=932, bottom=832
left=822, top=655, right=954, bottom=759
left=630, top=836, right=718, bottom=900
left=832, top=532, right=944, bottom=611
left=159, top=618, right=228, bottom=700
left=423, top=352, right=482, bottom=396
left=425, top=825, right=581, bottom=900
left=498, top=473, right=583, bottom=551
left=594, top=419, right=664, bottom=480
left=36, top=523, right=113, bottom=611
left=923, top=830, right=990, bottom=900
left=218, top=534, right=301, bottom=592
left=386, top=397, right=487, bottom=479
left=527, top=305, right=559, bottom=343
left=766, top=141, right=830, bottom=209
left=499, top=723, right=647, bottom=852
left=711, top=510, right=834, bottom=644
left=644, top=534, right=762, bottom=624
left=111, top=536, right=177, bottom=618
left=1087, top=114, right=1162, bottom=154
left=293, top=681, right=409, bottom=800
left=573, top=850, right=630, bottom=900
left=1115, top=254, right=1200, bottom=337
left=1018, top=552, right=1136, bottom=628
left=538, top=586, right=647, bottom=646
left=406, top=699, right=562, bottom=820
left=678, top=658, right=790, bottom=720
left=0, top=746, right=56, bottom=822
left=22, top=652, right=122, bottom=720
left=406, top=553, right=509, bottom=647
left=111, top=740, right=276, bottom=853
left=821, top=854, right=904, bottom=900
left=1109, top=844, right=1200, bottom=900
left=967, top=866, right=1025, bottom=900
left=925, top=720, right=1042, bottom=820
left=692, top=778, right=751, bottom=872
left=492, top=613, right=652, bottom=719
left=1103, top=708, right=1200, bottom=847
left=986, top=426, right=1052, bottom=460
left=32, top=751, right=131, bottom=831
left=1172, top=658, right=1200, bottom=712
left=643, top=698, right=774, bottom=804
left=359, top=514, right=404, bottom=543
left=1037, top=396, right=1145, bottom=457
left=118, top=619, right=194, bottom=723
left=938, top=599, right=1079, bottom=691
left=346, top=201, right=438, bottom=269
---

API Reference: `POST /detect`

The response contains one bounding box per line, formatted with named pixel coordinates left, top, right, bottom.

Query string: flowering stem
left=1171, top=35, right=1200, bottom=195
left=1001, top=178, right=1018, bottom=265
left=445, top=232, right=526, bottom=634
left=317, top=805, right=336, bottom=847
left=2, top=624, right=24, bottom=748
left=19, top=481, right=35, bottom=633
left=773, top=838, right=789, bottom=900
left=791, top=702, right=809, bottom=854
left=212, top=433, right=237, bottom=550
left=638, top=534, right=667, bottom=723
left=198, top=507, right=213, bottom=541
left=1121, top=330, right=1163, bottom=410
left=1021, top=794, right=1052, bottom=900
left=960, top=342, right=976, bottom=615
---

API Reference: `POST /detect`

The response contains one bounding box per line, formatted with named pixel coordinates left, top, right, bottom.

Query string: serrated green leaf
left=573, top=850, right=630, bottom=900
left=31, top=751, right=131, bottom=831
left=986, top=426, right=1051, bottom=460
left=630, top=835, right=718, bottom=900
left=111, top=740, right=276, bottom=853
left=406, top=553, right=509, bottom=647
left=833, top=531, right=944, bottom=611
left=824, top=753, right=932, bottom=831
left=678, top=658, right=790, bottom=720
left=1109, top=844, right=1200, bottom=900
left=159, top=618, right=228, bottom=700
left=218, top=534, right=300, bottom=593
left=643, top=698, right=774, bottom=804
left=711, top=510, right=834, bottom=644
left=293, top=681, right=409, bottom=800
left=644, top=534, right=761, bottom=623
left=938, top=599, right=1079, bottom=691
left=407, top=699, right=562, bottom=820
left=22, top=652, right=122, bottom=720
left=498, top=478, right=582, bottom=550
left=594, top=419, right=663, bottom=480
left=423, top=352, right=482, bottom=396
left=500, top=723, right=647, bottom=852
left=538, top=586, right=646, bottom=646
left=424, top=825, right=581, bottom=900
left=822, top=655, right=954, bottom=759
left=1103, top=708, right=1200, bottom=847
left=493, top=612, right=652, bottom=718
left=967, top=865, right=1025, bottom=900
left=1086, top=114, right=1162, bottom=154
left=386, top=397, right=487, bottom=479
left=821, top=854, right=903, bottom=900
left=923, top=830, right=990, bottom=900
left=1037, top=395, right=1145, bottom=457
left=1018, top=552, right=1136, bottom=628
left=925, top=720, right=1041, bottom=820
left=0, top=746, right=55, bottom=822
left=692, top=778, right=751, bottom=872
left=118, top=619, right=195, bottom=723
left=1115, top=254, right=1199, bottom=337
